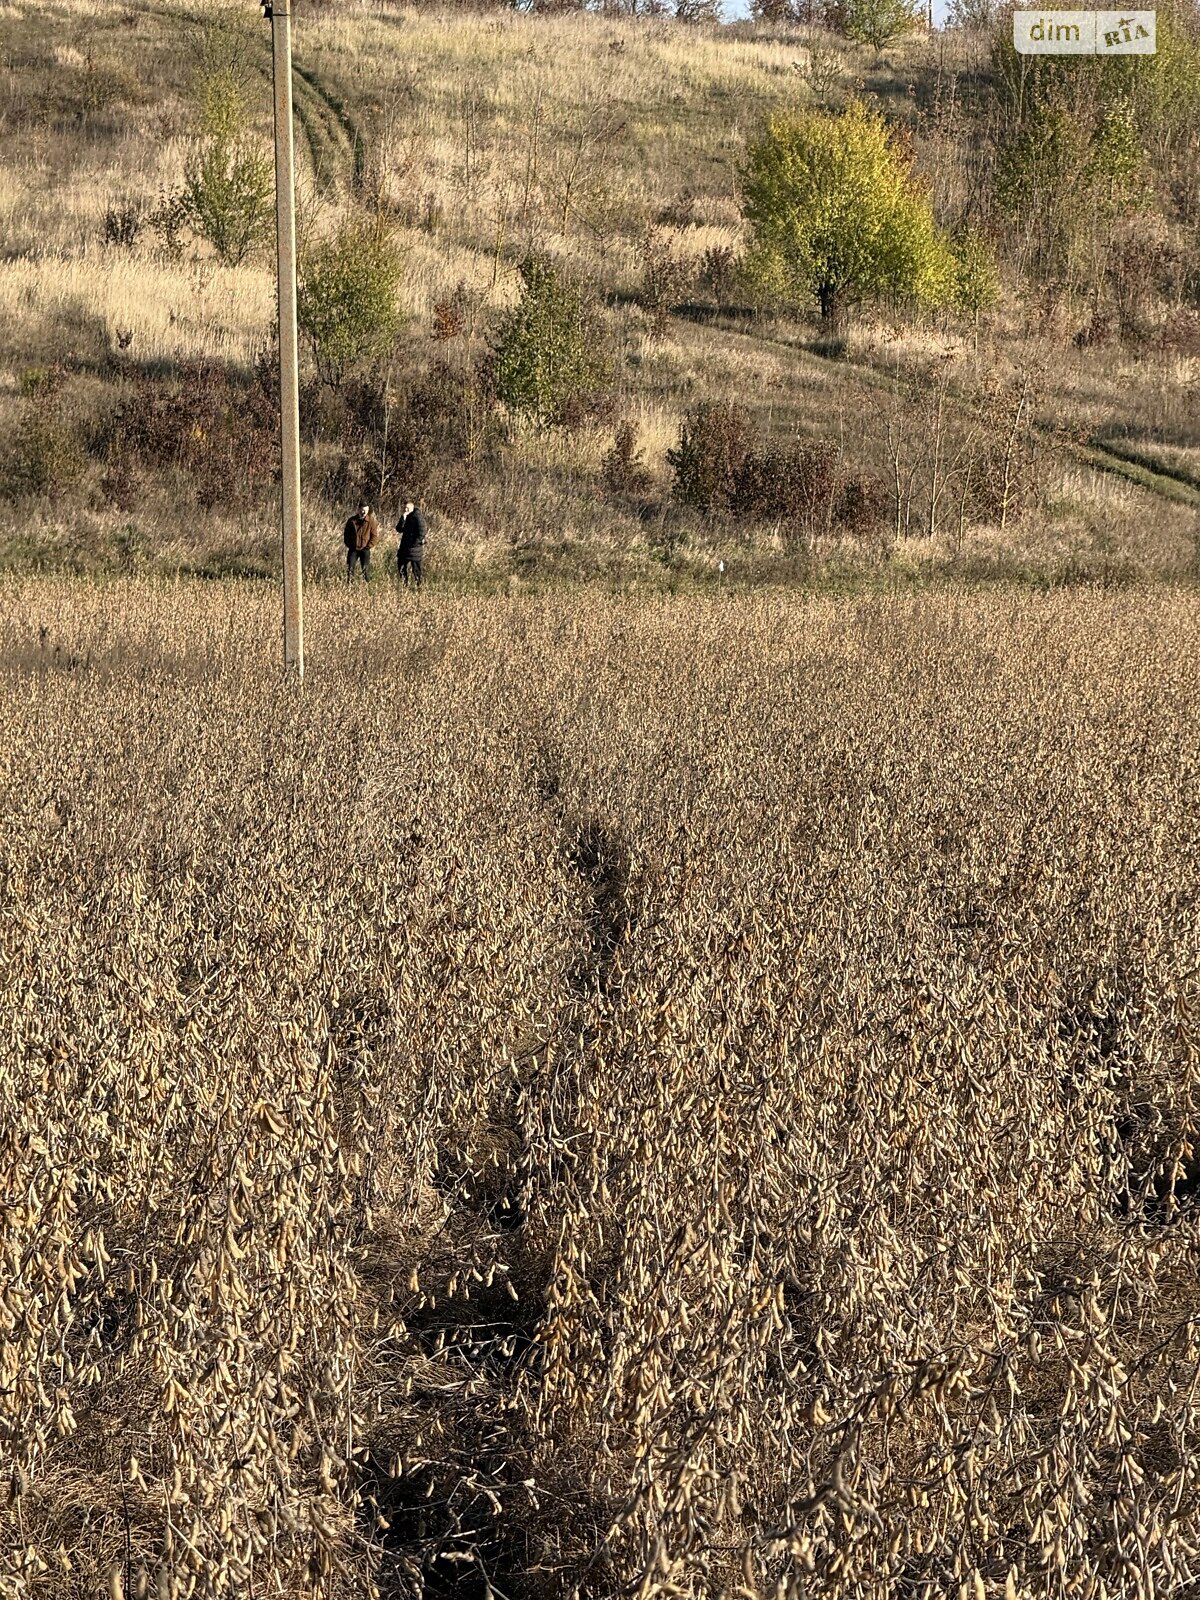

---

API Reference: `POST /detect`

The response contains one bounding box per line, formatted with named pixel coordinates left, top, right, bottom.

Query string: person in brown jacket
left=343, top=501, right=380, bottom=583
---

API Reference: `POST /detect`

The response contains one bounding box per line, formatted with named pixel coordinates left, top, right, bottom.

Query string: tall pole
left=268, top=0, right=304, bottom=678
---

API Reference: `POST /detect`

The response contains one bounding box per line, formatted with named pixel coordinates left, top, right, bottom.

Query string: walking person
left=396, top=501, right=427, bottom=589
left=344, top=501, right=380, bottom=583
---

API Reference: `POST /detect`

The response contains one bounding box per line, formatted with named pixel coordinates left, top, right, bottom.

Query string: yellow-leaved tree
left=742, top=101, right=956, bottom=326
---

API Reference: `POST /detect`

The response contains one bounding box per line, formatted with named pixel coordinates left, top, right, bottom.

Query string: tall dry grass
left=3, top=580, right=1200, bottom=1599
left=0, top=254, right=275, bottom=369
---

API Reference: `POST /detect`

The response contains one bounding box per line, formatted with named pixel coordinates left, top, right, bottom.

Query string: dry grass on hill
left=0, top=0, right=1198, bottom=583
left=0, top=0, right=816, bottom=357
left=4, top=579, right=1200, bottom=1599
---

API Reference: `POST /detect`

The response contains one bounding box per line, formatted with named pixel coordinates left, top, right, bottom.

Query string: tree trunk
left=818, top=283, right=843, bottom=329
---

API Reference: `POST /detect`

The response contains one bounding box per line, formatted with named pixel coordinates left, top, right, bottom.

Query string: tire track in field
left=140, top=5, right=360, bottom=193
left=1088, top=436, right=1200, bottom=500
left=291, top=60, right=366, bottom=194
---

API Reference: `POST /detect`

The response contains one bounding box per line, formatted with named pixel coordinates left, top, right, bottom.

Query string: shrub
left=699, top=244, right=739, bottom=306
left=640, top=234, right=695, bottom=340
left=99, top=453, right=141, bottom=515
left=668, top=402, right=883, bottom=540
left=988, top=37, right=1185, bottom=306
left=837, top=0, right=921, bottom=50
left=1157, top=309, right=1200, bottom=356
left=829, top=468, right=885, bottom=536
left=1088, top=94, right=1146, bottom=212
left=560, top=387, right=619, bottom=434
left=736, top=441, right=884, bottom=541
left=180, top=46, right=274, bottom=267
left=298, top=220, right=405, bottom=389
left=314, top=360, right=496, bottom=508
left=741, top=102, right=955, bottom=325
left=100, top=358, right=277, bottom=511
left=425, top=465, right=480, bottom=523
left=967, top=375, right=1038, bottom=529
left=391, top=361, right=496, bottom=483
left=949, top=226, right=1000, bottom=321
left=648, top=515, right=689, bottom=566
left=1105, top=213, right=1174, bottom=339
left=946, top=0, right=998, bottom=25
left=667, top=401, right=753, bottom=512
left=492, top=256, right=611, bottom=428
left=149, top=192, right=189, bottom=262
left=70, top=49, right=143, bottom=124
left=432, top=280, right=478, bottom=343
left=994, top=98, right=1107, bottom=293
left=1074, top=311, right=1114, bottom=349
left=182, top=136, right=273, bottom=266
left=102, top=196, right=145, bottom=250
left=1, top=371, right=86, bottom=502
left=801, top=36, right=847, bottom=104
left=736, top=441, right=839, bottom=523
left=602, top=422, right=652, bottom=498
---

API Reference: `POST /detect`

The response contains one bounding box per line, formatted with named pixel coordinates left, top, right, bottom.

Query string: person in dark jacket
left=344, top=501, right=380, bottom=583
left=396, top=501, right=427, bottom=589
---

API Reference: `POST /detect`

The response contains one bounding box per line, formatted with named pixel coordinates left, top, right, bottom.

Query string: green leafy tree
left=181, top=57, right=274, bottom=268
left=839, top=0, right=922, bottom=52
left=993, top=71, right=1146, bottom=296
left=741, top=103, right=955, bottom=325
left=949, top=226, right=1000, bottom=320
left=992, top=3, right=1200, bottom=180
left=1085, top=95, right=1146, bottom=208
left=193, top=57, right=250, bottom=145
left=298, top=220, right=405, bottom=389
left=987, top=9, right=1200, bottom=306
left=183, top=138, right=274, bottom=267
left=1130, top=5, right=1200, bottom=183
left=492, top=256, right=610, bottom=427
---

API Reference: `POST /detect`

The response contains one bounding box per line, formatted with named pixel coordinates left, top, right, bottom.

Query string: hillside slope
left=0, top=0, right=1197, bottom=583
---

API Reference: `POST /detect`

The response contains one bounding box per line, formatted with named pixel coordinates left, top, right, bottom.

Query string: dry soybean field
left=4, top=579, right=1200, bottom=1600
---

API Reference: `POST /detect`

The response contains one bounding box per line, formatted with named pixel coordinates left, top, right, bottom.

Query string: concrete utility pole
left=265, top=0, right=304, bottom=677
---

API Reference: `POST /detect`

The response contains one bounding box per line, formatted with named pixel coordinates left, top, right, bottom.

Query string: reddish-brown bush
left=667, top=400, right=754, bottom=511
left=602, top=421, right=653, bottom=499
left=669, top=402, right=883, bottom=538
left=99, top=357, right=278, bottom=511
